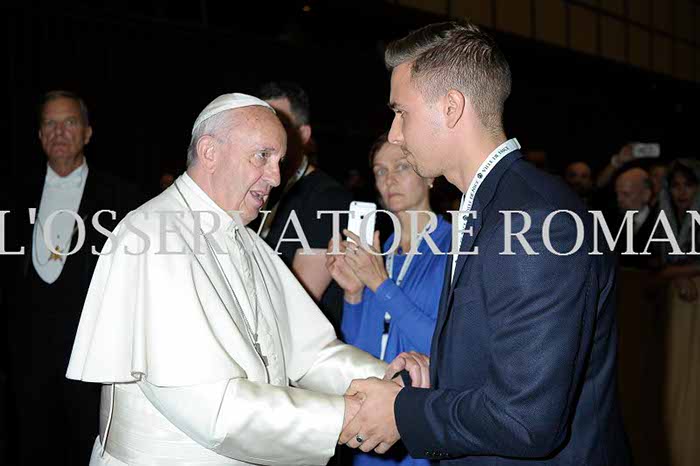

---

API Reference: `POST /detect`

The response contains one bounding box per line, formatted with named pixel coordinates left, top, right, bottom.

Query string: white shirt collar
left=45, top=159, right=88, bottom=189
left=633, top=205, right=651, bottom=233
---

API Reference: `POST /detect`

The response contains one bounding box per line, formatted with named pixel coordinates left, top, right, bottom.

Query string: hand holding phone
left=631, top=143, right=660, bottom=159
left=347, top=201, right=376, bottom=246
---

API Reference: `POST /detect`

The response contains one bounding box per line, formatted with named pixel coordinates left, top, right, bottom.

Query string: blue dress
left=342, top=216, right=451, bottom=466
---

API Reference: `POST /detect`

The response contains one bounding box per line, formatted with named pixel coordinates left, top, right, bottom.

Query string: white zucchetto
left=192, top=93, right=274, bottom=134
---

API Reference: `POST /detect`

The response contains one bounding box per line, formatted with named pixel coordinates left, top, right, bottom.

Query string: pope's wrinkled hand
left=339, top=377, right=402, bottom=454
left=342, top=393, right=364, bottom=433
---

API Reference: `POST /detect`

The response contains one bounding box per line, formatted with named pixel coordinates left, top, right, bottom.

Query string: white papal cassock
left=66, top=173, right=386, bottom=465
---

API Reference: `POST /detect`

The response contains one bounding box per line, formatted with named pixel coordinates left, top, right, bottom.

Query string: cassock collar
left=177, top=172, right=237, bottom=234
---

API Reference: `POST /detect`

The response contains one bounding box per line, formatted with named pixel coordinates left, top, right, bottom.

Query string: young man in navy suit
left=339, top=21, right=631, bottom=465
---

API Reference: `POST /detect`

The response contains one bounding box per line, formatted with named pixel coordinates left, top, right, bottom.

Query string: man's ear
left=298, top=124, right=312, bottom=146
left=444, top=89, right=466, bottom=129
left=83, top=125, right=93, bottom=145
left=196, top=135, right=218, bottom=172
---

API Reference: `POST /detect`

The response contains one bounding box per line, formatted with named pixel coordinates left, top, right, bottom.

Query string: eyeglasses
left=41, top=117, right=83, bottom=131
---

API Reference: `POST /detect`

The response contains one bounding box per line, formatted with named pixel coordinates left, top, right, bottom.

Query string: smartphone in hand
left=631, top=143, right=660, bottom=159
left=347, top=201, right=376, bottom=246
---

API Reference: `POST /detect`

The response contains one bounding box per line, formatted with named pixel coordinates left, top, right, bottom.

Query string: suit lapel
left=430, top=254, right=453, bottom=383
left=71, top=167, right=97, bottom=260
left=450, top=200, right=483, bottom=291
left=428, top=150, right=524, bottom=384
left=429, top=210, right=482, bottom=383
left=75, top=168, right=98, bottom=225
left=28, top=169, right=46, bottom=208
left=20, top=169, right=48, bottom=277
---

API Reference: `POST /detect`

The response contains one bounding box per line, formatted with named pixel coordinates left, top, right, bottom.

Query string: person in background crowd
left=597, top=142, right=661, bottom=192
left=5, top=90, right=143, bottom=465
left=257, top=81, right=353, bottom=334
left=327, top=132, right=450, bottom=466
left=648, top=162, right=668, bottom=208
left=596, top=143, right=633, bottom=189
left=564, top=161, right=594, bottom=207
left=614, top=167, right=657, bottom=268
left=159, top=171, right=175, bottom=191
left=654, top=159, right=700, bottom=466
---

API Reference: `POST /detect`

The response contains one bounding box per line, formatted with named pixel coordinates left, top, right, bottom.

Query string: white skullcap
left=192, top=93, right=274, bottom=134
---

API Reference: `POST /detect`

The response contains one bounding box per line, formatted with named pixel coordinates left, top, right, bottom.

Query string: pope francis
left=66, top=93, right=396, bottom=465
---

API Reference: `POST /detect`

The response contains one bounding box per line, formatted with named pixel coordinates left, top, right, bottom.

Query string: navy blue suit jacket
left=394, top=151, right=630, bottom=465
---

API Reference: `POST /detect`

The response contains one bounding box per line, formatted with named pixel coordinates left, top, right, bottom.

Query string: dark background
left=2, top=0, right=698, bottom=199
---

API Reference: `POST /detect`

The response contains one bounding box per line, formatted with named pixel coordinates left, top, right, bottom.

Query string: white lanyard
left=385, top=221, right=432, bottom=287
left=451, top=138, right=520, bottom=279
left=260, top=156, right=309, bottom=239
left=281, top=155, right=310, bottom=198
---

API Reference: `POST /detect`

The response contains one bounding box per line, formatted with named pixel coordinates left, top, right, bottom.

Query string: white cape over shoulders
left=67, top=179, right=384, bottom=390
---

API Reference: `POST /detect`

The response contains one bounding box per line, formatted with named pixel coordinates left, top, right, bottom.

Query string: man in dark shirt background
left=257, top=82, right=352, bottom=334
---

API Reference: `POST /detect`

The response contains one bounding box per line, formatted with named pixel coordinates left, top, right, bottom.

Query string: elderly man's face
left=615, top=172, right=651, bottom=211
left=210, top=107, right=286, bottom=224
left=38, top=97, right=92, bottom=166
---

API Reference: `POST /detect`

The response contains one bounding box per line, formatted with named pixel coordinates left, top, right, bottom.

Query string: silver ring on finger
left=355, top=434, right=365, bottom=444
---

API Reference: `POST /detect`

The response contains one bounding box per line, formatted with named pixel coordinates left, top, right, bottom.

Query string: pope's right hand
left=342, top=393, right=364, bottom=435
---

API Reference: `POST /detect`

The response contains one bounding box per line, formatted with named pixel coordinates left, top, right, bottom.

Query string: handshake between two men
left=339, top=351, right=431, bottom=454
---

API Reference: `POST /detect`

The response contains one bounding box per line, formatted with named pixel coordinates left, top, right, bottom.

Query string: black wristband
left=392, top=369, right=412, bottom=387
